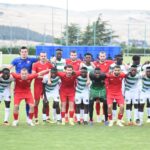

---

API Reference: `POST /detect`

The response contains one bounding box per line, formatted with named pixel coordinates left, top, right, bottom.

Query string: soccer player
left=75, top=67, right=89, bottom=125
left=124, top=65, right=141, bottom=125
left=11, top=68, right=49, bottom=126
left=32, top=52, right=53, bottom=124
left=138, top=66, right=150, bottom=126
left=51, top=49, right=66, bottom=71
left=89, top=68, right=108, bottom=125
left=66, top=50, right=81, bottom=71
left=94, top=51, right=113, bottom=122
left=109, top=55, right=127, bottom=122
left=49, top=65, right=82, bottom=125
left=0, top=68, right=14, bottom=125
left=80, top=53, right=95, bottom=72
left=107, top=65, right=126, bottom=127
left=42, top=68, right=61, bottom=124
left=8, top=46, right=38, bottom=120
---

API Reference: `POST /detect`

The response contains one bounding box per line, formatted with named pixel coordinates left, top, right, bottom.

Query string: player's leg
left=53, top=101, right=61, bottom=123
left=89, top=99, right=94, bottom=125
left=83, top=94, right=89, bottom=125
left=12, top=94, right=21, bottom=126
left=80, top=101, right=84, bottom=123
left=103, top=100, right=108, bottom=125
left=42, top=100, right=49, bottom=123
left=116, top=96, right=125, bottom=127
left=107, top=102, right=113, bottom=127
left=138, top=93, right=146, bottom=125
left=126, top=102, right=132, bottom=125
left=146, top=99, right=150, bottom=123
left=68, top=96, right=75, bottom=126
left=112, top=101, right=117, bottom=122
left=65, top=100, right=69, bottom=122
left=4, top=101, right=11, bottom=125
left=34, top=100, right=40, bottom=124
left=75, top=93, right=81, bottom=124
left=133, top=97, right=139, bottom=124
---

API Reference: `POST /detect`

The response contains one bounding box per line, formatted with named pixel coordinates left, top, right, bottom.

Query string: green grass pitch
left=0, top=54, right=150, bottom=150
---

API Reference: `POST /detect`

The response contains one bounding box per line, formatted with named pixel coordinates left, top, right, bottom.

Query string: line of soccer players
left=0, top=46, right=150, bottom=127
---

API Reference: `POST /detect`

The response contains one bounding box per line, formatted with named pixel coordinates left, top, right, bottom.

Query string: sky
left=0, top=0, right=150, bottom=11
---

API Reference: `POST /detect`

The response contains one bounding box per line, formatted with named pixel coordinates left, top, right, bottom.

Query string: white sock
left=147, top=107, right=150, bottom=117
left=112, top=110, right=117, bottom=120
left=76, top=114, right=80, bottom=121
left=42, top=114, right=47, bottom=121
left=53, top=109, right=56, bottom=120
left=134, top=108, right=139, bottom=121
left=139, top=112, right=144, bottom=123
left=97, top=115, right=101, bottom=121
left=126, top=109, right=131, bottom=122
left=80, top=109, right=84, bottom=119
left=4, top=108, right=10, bottom=122
left=57, top=114, right=61, bottom=121
left=84, top=114, right=88, bottom=122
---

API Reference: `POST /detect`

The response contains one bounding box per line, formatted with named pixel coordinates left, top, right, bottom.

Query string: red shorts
left=107, top=95, right=124, bottom=105
left=34, top=81, right=43, bottom=100
left=14, top=92, right=34, bottom=105
left=60, top=92, right=75, bottom=102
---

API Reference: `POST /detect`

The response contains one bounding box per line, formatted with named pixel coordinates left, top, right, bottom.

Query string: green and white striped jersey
left=42, top=75, right=60, bottom=92
left=76, top=76, right=88, bottom=93
left=0, top=77, right=14, bottom=93
left=124, top=74, right=141, bottom=91
left=55, top=59, right=66, bottom=72
left=141, top=76, right=150, bottom=92
left=82, top=63, right=94, bottom=73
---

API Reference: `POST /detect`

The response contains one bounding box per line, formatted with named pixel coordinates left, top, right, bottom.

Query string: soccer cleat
left=35, top=119, right=39, bottom=125
left=77, top=121, right=81, bottom=125
left=104, top=121, right=109, bottom=126
left=146, top=119, right=150, bottom=123
left=3, top=121, right=10, bottom=126
left=116, top=120, right=124, bottom=127
left=12, top=120, right=18, bottom=127
left=57, top=120, right=61, bottom=125
left=46, top=119, right=56, bottom=124
left=62, top=118, right=66, bottom=125
left=89, top=120, right=93, bottom=126
left=108, top=120, right=114, bottom=127
left=136, top=119, right=140, bottom=124
left=137, top=121, right=143, bottom=126
left=83, top=121, right=88, bottom=125
left=69, top=118, right=75, bottom=126
left=27, top=120, right=35, bottom=126
left=97, top=116, right=102, bottom=123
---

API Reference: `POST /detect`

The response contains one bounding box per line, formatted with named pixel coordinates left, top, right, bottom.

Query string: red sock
left=34, top=106, right=38, bottom=118
left=46, top=105, right=49, bottom=117
left=13, top=113, right=18, bottom=120
left=108, top=114, right=112, bottom=120
left=118, top=113, right=123, bottom=120
left=96, top=102, right=100, bottom=115
left=61, top=112, right=65, bottom=118
left=69, top=111, right=74, bottom=118
left=65, top=101, right=69, bottom=114
left=29, top=113, right=34, bottom=120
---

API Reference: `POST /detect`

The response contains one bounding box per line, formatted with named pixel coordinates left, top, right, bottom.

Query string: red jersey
left=32, top=61, right=53, bottom=82
left=106, top=73, right=126, bottom=95
left=57, top=72, right=80, bottom=94
left=94, top=60, right=114, bottom=73
left=66, top=59, right=81, bottom=71
left=11, top=73, right=38, bottom=93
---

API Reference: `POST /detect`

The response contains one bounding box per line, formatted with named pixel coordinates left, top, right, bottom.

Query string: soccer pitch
left=0, top=54, right=150, bottom=150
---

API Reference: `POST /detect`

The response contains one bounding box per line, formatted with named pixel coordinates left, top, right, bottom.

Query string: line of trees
left=55, top=14, right=118, bottom=46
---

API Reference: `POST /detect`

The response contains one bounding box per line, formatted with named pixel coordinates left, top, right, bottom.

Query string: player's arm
left=37, top=69, right=50, bottom=77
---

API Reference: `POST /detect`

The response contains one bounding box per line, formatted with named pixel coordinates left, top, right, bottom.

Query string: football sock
left=13, top=113, right=18, bottom=120
left=134, top=108, right=139, bottom=121
left=34, top=106, right=38, bottom=119
left=96, top=102, right=100, bottom=115
left=4, top=108, right=10, bottom=122
left=126, top=109, right=131, bottom=122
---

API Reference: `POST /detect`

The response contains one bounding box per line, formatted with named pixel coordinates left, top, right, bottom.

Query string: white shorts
left=140, top=91, right=150, bottom=104
left=125, top=90, right=139, bottom=104
left=75, top=90, right=89, bottom=105
left=0, top=87, right=11, bottom=102
left=45, top=89, right=60, bottom=102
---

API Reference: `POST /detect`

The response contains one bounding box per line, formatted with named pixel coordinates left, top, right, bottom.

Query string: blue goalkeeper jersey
left=11, top=57, right=38, bottom=73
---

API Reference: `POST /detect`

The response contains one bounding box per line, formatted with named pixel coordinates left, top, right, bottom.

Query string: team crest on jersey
left=27, top=61, right=31, bottom=64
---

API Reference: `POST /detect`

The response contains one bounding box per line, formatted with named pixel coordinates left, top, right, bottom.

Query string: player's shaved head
left=99, top=51, right=106, bottom=62
left=21, top=68, right=28, bottom=80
